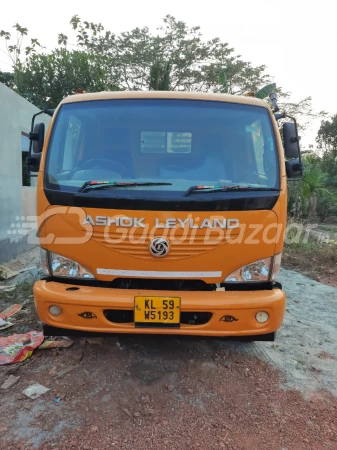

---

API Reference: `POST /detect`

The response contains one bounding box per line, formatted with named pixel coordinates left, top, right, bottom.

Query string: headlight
left=49, top=252, right=95, bottom=279
left=224, top=253, right=282, bottom=283
left=40, top=248, right=50, bottom=276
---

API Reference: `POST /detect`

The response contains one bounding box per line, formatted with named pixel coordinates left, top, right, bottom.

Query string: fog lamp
left=49, top=305, right=62, bottom=316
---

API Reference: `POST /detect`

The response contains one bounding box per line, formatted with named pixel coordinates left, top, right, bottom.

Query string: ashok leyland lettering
left=27, top=92, right=302, bottom=340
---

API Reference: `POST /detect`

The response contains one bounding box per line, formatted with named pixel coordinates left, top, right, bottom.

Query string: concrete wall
left=0, top=82, right=50, bottom=262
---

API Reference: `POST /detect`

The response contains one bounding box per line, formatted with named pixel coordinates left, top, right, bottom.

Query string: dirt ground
left=0, top=249, right=337, bottom=450
left=282, top=224, right=337, bottom=288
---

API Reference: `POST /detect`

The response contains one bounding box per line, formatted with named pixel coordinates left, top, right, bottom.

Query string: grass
left=316, top=224, right=337, bottom=233
left=0, top=280, right=34, bottom=305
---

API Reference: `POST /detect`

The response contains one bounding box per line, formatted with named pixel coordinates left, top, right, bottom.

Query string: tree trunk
left=308, top=195, right=317, bottom=218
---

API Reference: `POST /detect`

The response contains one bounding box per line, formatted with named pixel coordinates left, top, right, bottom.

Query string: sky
left=1, top=0, right=337, bottom=147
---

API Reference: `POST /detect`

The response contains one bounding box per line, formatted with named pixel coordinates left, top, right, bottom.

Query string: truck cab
left=30, top=91, right=301, bottom=340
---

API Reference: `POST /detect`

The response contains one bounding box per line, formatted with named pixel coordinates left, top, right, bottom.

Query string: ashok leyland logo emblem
left=150, top=237, right=170, bottom=257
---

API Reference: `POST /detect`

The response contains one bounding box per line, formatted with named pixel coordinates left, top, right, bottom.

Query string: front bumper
left=34, top=280, right=286, bottom=337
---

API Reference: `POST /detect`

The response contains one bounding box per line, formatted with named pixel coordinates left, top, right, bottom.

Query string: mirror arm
left=269, top=93, right=279, bottom=112
left=286, top=159, right=303, bottom=181
left=274, top=112, right=285, bottom=120
left=290, top=136, right=301, bottom=143
left=44, top=109, right=55, bottom=117
left=284, top=113, right=296, bottom=122
left=29, top=131, right=39, bottom=141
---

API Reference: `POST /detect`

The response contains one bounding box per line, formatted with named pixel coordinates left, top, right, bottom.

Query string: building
left=0, top=82, right=50, bottom=262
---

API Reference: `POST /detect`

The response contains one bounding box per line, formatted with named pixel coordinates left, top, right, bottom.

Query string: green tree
left=317, top=115, right=337, bottom=177
left=149, top=60, right=171, bottom=90
left=58, top=15, right=324, bottom=128
left=61, top=15, right=272, bottom=94
left=0, top=71, right=14, bottom=88
left=15, top=48, right=117, bottom=108
left=0, top=14, right=323, bottom=129
left=302, top=164, right=331, bottom=218
left=0, top=23, right=42, bottom=87
left=277, top=95, right=327, bottom=131
left=0, top=23, right=117, bottom=107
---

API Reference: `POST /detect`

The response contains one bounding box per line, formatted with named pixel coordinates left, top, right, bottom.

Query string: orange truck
left=28, top=91, right=302, bottom=340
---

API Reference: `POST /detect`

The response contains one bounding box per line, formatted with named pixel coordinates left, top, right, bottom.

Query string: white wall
left=0, top=82, right=50, bottom=261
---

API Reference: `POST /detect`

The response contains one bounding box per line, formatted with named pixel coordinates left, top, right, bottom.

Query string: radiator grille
left=92, top=230, right=227, bottom=260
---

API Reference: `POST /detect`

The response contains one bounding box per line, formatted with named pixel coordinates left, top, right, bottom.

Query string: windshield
left=45, top=99, right=279, bottom=193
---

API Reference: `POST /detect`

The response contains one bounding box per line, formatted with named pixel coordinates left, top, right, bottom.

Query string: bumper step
left=43, top=324, right=276, bottom=341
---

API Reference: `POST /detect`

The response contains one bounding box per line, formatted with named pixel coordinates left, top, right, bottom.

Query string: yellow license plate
left=134, top=296, right=181, bottom=327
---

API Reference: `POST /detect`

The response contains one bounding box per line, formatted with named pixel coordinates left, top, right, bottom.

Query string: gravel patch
left=258, top=268, right=337, bottom=396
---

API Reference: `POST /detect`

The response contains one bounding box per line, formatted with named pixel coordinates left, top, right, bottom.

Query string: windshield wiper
left=184, top=185, right=281, bottom=197
left=78, top=180, right=172, bottom=193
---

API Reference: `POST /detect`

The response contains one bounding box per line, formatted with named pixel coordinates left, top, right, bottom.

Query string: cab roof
left=60, top=90, right=268, bottom=108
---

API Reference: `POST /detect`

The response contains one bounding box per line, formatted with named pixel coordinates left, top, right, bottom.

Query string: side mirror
left=29, top=122, right=45, bottom=153
left=283, top=122, right=300, bottom=159
left=26, top=153, right=42, bottom=173
left=286, top=158, right=303, bottom=179
left=27, top=108, right=53, bottom=176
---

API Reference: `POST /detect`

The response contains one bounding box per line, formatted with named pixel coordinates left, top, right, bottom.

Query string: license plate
left=134, top=296, right=180, bottom=328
